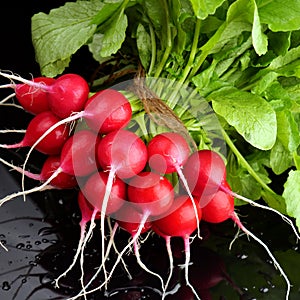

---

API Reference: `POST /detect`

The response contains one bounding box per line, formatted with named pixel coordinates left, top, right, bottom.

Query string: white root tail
left=68, top=212, right=150, bottom=300
left=176, top=165, right=201, bottom=240
left=231, top=212, right=291, bottom=300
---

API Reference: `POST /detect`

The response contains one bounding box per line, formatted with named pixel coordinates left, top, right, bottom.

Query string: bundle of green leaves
left=31, top=0, right=300, bottom=229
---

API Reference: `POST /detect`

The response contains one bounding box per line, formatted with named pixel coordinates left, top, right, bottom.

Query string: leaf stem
left=221, top=127, right=276, bottom=196
left=153, top=0, right=172, bottom=78
left=148, top=22, right=156, bottom=75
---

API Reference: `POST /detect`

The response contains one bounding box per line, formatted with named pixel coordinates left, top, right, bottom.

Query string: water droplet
left=237, top=253, right=248, bottom=260
left=26, top=244, right=32, bottom=250
left=18, top=234, right=30, bottom=238
left=38, top=227, right=54, bottom=236
left=29, top=261, right=37, bottom=266
left=259, top=287, right=269, bottom=293
left=16, top=243, right=25, bottom=249
left=22, top=278, right=27, bottom=284
left=35, top=241, right=41, bottom=245
left=40, top=274, right=54, bottom=285
left=2, top=281, right=11, bottom=291
left=0, top=234, right=6, bottom=238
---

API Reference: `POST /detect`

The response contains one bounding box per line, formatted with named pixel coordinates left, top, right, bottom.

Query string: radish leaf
left=210, top=87, right=277, bottom=150
left=283, top=170, right=300, bottom=231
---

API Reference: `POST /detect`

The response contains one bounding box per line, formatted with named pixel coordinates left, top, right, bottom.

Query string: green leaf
left=189, top=0, right=226, bottom=20
left=276, top=110, right=300, bottom=153
left=99, top=12, right=128, bottom=57
left=283, top=170, right=300, bottom=231
left=136, top=23, right=151, bottom=70
left=210, top=87, right=277, bottom=150
left=31, top=0, right=114, bottom=77
left=270, top=140, right=293, bottom=175
left=257, top=0, right=300, bottom=32
left=252, top=0, right=268, bottom=56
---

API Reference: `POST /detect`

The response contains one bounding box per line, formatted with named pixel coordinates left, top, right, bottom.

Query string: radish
left=0, top=155, right=77, bottom=189
left=125, top=171, right=175, bottom=293
left=0, top=71, right=89, bottom=119
left=183, top=149, right=300, bottom=240
left=127, top=171, right=175, bottom=220
left=18, top=88, right=132, bottom=192
left=153, top=195, right=202, bottom=300
left=82, top=170, right=125, bottom=215
left=80, top=129, right=148, bottom=292
left=182, top=149, right=226, bottom=206
left=0, top=111, right=69, bottom=155
left=59, top=129, right=101, bottom=177
left=0, top=76, right=55, bottom=114
left=201, top=184, right=291, bottom=300
left=72, top=171, right=174, bottom=299
left=0, top=129, right=100, bottom=206
left=84, top=88, right=132, bottom=134
left=147, top=132, right=201, bottom=238
left=15, top=77, right=55, bottom=114
left=46, top=73, right=89, bottom=119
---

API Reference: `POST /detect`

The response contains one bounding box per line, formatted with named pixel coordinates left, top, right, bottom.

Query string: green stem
left=178, top=18, right=201, bottom=85
left=221, top=127, right=276, bottom=195
left=164, top=18, right=202, bottom=109
left=153, top=0, right=172, bottom=78
left=188, top=22, right=227, bottom=80
left=148, top=22, right=156, bottom=75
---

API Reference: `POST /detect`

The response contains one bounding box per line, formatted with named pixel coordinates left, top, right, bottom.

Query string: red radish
left=0, top=129, right=100, bottom=206
left=182, top=149, right=226, bottom=205
left=59, top=129, right=101, bottom=177
left=116, top=204, right=159, bottom=292
left=15, top=77, right=55, bottom=114
left=82, top=171, right=125, bottom=216
left=183, top=149, right=300, bottom=239
left=54, top=191, right=100, bottom=288
left=153, top=195, right=202, bottom=299
left=0, top=111, right=69, bottom=155
left=82, top=171, right=174, bottom=297
left=147, top=132, right=190, bottom=174
left=147, top=132, right=201, bottom=238
left=116, top=203, right=152, bottom=235
left=0, top=71, right=89, bottom=119
left=19, top=89, right=132, bottom=189
left=81, top=129, right=148, bottom=292
left=201, top=184, right=291, bottom=300
left=124, top=172, right=175, bottom=293
left=127, top=172, right=174, bottom=219
left=47, top=73, right=89, bottom=119
left=0, top=155, right=77, bottom=189
left=84, top=89, right=132, bottom=133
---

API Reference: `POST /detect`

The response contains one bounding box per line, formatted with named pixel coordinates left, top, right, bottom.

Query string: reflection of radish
left=189, top=246, right=242, bottom=296
left=153, top=195, right=202, bottom=299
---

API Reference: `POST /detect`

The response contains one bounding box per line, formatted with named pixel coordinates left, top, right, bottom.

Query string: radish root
left=69, top=212, right=150, bottom=300
left=231, top=212, right=291, bottom=300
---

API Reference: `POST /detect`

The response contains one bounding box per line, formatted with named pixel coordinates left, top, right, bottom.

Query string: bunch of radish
left=0, top=70, right=298, bottom=300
